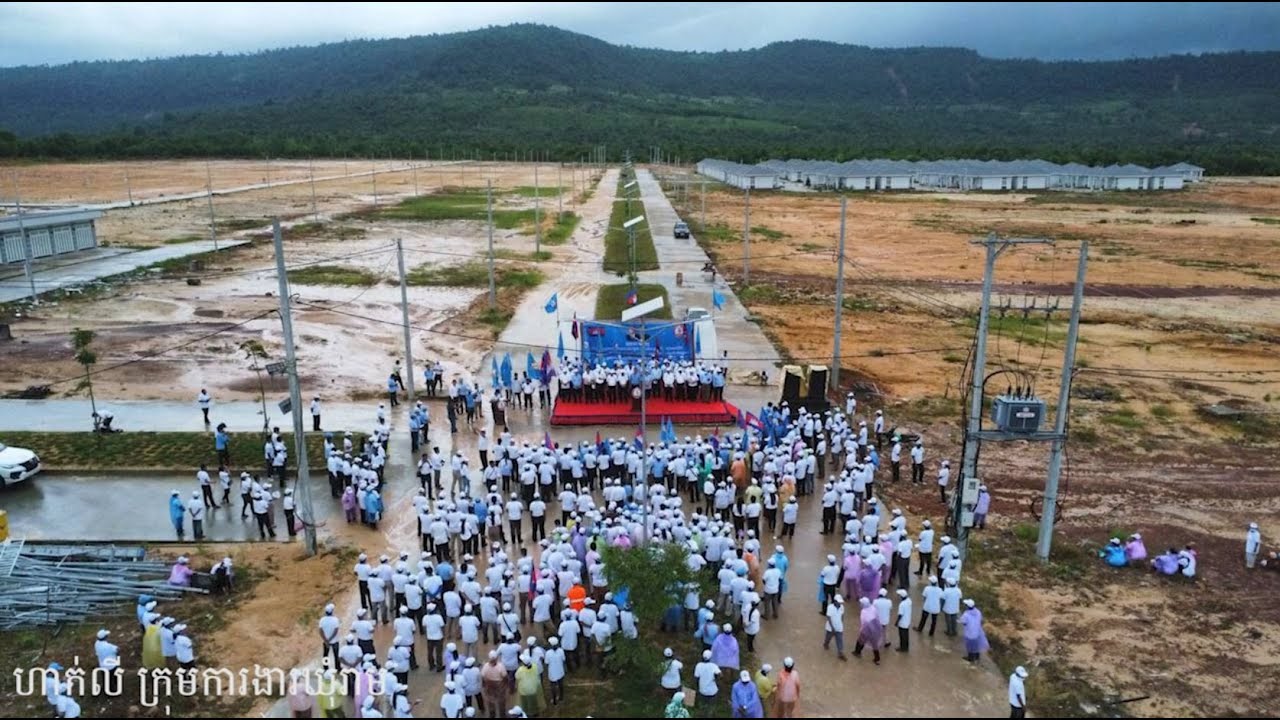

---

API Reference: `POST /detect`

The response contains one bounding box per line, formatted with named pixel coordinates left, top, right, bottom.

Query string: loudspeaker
left=782, top=367, right=803, bottom=402
left=808, top=366, right=829, bottom=399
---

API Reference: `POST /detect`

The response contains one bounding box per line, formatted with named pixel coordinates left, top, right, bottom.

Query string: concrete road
left=635, top=168, right=782, bottom=378
left=0, top=239, right=250, bottom=303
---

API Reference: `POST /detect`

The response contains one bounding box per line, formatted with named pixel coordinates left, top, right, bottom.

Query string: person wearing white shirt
left=918, top=575, right=943, bottom=636
left=55, top=685, right=81, bottom=719
left=890, top=437, right=902, bottom=483
left=439, top=681, right=465, bottom=718
left=915, top=522, right=936, bottom=577
left=1245, top=522, right=1262, bottom=569
left=693, top=650, right=722, bottom=698
left=1009, top=666, right=1029, bottom=718
left=941, top=579, right=963, bottom=636
left=173, top=625, right=195, bottom=669
left=910, top=440, right=925, bottom=484
left=187, top=492, right=207, bottom=540
left=94, top=629, right=119, bottom=669
left=894, top=534, right=914, bottom=589
left=823, top=595, right=847, bottom=660
left=393, top=608, right=418, bottom=670
left=936, top=460, right=951, bottom=504
left=873, top=589, right=893, bottom=648
left=544, top=637, right=567, bottom=706
left=660, top=647, right=684, bottom=690
left=422, top=603, right=446, bottom=671
left=317, top=604, right=341, bottom=668
left=197, top=388, right=212, bottom=424
left=894, top=588, right=913, bottom=653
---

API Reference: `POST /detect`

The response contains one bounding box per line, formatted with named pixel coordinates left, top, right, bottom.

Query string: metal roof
left=0, top=207, right=103, bottom=233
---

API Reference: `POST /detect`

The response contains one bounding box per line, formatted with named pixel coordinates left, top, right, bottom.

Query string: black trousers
left=285, top=509, right=296, bottom=537
left=1011, top=705, right=1026, bottom=719
left=202, top=485, right=217, bottom=508
left=313, top=414, right=321, bottom=432
left=912, top=463, right=924, bottom=483
left=532, top=516, right=546, bottom=541
left=916, top=552, right=933, bottom=576
left=917, top=610, right=938, bottom=635
left=898, top=626, right=909, bottom=651
left=891, top=461, right=901, bottom=482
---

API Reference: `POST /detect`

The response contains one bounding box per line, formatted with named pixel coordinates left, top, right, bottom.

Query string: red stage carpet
left=550, top=398, right=740, bottom=426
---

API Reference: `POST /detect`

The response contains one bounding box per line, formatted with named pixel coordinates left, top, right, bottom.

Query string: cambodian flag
left=634, top=427, right=645, bottom=450
left=544, top=431, right=554, bottom=450
left=595, top=430, right=604, bottom=453
left=625, top=288, right=639, bottom=306
left=745, top=412, right=764, bottom=431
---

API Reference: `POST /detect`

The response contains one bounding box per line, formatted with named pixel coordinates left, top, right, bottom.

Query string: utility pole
left=12, top=174, right=37, bottom=302
left=486, top=180, right=496, bottom=309
left=411, top=154, right=419, bottom=196
left=395, top=238, right=417, bottom=403
left=556, top=164, right=563, bottom=218
left=271, top=219, right=317, bottom=556
left=742, top=186, right=751, bottom=284
left=308, top=158, right=319, bottom=223
left=1038, top=242, right=1089, bottom=561
left=124, top=171, right=134, bottom=206
left=371, top=160, right=378, bottom=206
left=957, top=233, right=1054, bottom=560
left=831, top=197, right=847, bottom=394
left=701, top=180, right=706, bottom=229
left=534, top=164, right=542, bottom=254
left=205, top=160, right=218, bottom=252
left=264, top=157, right=271, bottom=188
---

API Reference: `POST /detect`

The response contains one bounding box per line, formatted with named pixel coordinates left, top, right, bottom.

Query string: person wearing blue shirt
left=436, top=560, right=455, bottom=592
left=1100, top=538, right=1128, bottom=567
left=214, top=425, right=230, bottom=466
left=464, top=389, right=477, bottom=426
left=168, top=490, right=186, bottom=540
left=424, top=364, right=437, bottom=397
left=387, top=374, right=401, bottom=407
left=867, top=446, right=880, bottom=470
left=409, top=411, right=421, bottom=452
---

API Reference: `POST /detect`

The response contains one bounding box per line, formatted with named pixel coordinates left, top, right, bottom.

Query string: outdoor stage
left=549, top=397, right=740, bottom=426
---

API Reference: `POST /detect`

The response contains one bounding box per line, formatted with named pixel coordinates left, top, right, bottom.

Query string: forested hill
left=2, top=24, right=1279, bottom=172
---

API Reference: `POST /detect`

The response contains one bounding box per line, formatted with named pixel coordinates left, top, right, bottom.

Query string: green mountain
left=2, top=24, right=1278, bottom=172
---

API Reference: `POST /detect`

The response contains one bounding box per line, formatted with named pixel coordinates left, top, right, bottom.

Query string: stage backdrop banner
left=579, top=320, right=696, bottom=364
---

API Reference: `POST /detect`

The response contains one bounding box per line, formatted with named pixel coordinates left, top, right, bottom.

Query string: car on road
left=0, top=441, right=41, bottom=485
left=673, top=221, right=690, bottom=239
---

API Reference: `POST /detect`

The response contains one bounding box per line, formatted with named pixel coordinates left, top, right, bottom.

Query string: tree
left=239, top=339, right=270, bottom=437
left=70, top=328, right=97, bottom=425
left=599, top=541, right=709, bottom=683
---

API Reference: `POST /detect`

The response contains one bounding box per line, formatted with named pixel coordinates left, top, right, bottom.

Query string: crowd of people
left=553, top=358, right=729, bottom=404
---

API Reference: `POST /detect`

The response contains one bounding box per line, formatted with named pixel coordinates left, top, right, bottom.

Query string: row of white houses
left=696, top=158, right=1206, bottom=192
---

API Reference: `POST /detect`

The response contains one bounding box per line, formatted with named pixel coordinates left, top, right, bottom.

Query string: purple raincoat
left=857, top=565, right=881, bottom=602
left=710, top=632, right=740, bottom=670
left=858, top=606, right=884, bottom=648
left=961, top=608, right=990, bottom=655
left=731, top=679, right=764, bottom=718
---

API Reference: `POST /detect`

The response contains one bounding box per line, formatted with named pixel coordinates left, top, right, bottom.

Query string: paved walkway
left=0, top=398, right=370, bottom=433
left=635, top=168, right=782, bottom=378
left=0, top=239, right=249, bottom=303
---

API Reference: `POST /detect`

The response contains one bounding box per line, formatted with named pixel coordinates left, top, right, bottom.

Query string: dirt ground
left=0, top=161, right=602, bottom=402
left=660, top=170, right=1280, bottom=716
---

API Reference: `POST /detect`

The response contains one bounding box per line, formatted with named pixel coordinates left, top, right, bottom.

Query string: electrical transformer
left=991, top=395, right=1045, bottom=433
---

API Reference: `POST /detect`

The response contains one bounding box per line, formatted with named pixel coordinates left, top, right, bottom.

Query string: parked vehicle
left=0, top=441, right=41, bottom=485
left=673, top=221, right=690, bottom=239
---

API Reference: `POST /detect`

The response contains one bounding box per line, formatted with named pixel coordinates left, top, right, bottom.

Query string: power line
left=293, top=296, right=969, bottom=362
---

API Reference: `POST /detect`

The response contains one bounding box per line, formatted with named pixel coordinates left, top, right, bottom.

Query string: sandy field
left=658, top=169, right=1280, bottom=716
left=0, top=161, right=602, bottom=402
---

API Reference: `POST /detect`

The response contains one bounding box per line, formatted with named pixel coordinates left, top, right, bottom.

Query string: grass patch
left=1101, top=407, right=1144, bottom=429
left=1251, top=216, right=1280, bottom=225
left=543, top=211, right=580, bottom=245
left=942, top=352, right=966, bottom=364
left=215, top=217, right=269, bottom=233
left=509, top=185, right=566, bottom=198
left=281, top=222, right=367, bottom=242
left=286, top=264, right=379, bottom=287
left=698, top=222, right=738, bottom=243
left=738, top=284, right=784, bottom=304
left=491, top=249, right=553, bottom=262
left=604, top=201, right=659, bottom=276
left=1149, top=403, right=1175, bottom=421
left=405, top=261, right=544, bottom=289
left=751, top=224, right=787, bottom=241
left=164, top=234, right=205, bottom=245
left=842, top=294, right=884, bottom=312
left=370, top=192, right=534, bottom=228
left=596, top=283, right=672, bottom=320
left=973, top=313, right=1066, bottom=346
left=0, top=431, right=361, bottom=472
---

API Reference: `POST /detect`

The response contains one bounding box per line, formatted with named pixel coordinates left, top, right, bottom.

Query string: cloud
left=1, top=1, right=1278, bottom=67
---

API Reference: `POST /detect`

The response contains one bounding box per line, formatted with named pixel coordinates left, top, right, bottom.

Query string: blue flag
left=556, top=331, right=565, bottom=360
left=500, top=353, right=513, bottom=388
left=712, top=288, right=725, bottom=311
left=526, top=351, right=539, bottom=381
left=491, top=356, right=500, bottom=388
left=544, top=293, right=559, bottom=314
left=694, top=325, right=702, bottom=356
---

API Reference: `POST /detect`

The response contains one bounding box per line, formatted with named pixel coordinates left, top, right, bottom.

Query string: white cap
left=703, top=650, right=712, bottom=660
left=963, top=598, right=976, bottom=608
left=783, top=656, right=794, bottom=668
left=97, top=629, right=110, bottom=639
left=1015, top=666, right=1029, bottom=678
left=740, top=670, right=751, bottom=683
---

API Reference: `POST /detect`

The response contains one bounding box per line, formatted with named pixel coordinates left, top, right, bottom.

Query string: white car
left=0, top=441, right=41, bottom=485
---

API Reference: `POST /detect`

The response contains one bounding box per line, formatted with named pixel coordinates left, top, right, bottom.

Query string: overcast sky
left=3, top=1, right=1278, bottom=67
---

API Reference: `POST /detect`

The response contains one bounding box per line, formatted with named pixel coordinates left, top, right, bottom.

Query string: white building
left=0, top=208, right=102, bottom=265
